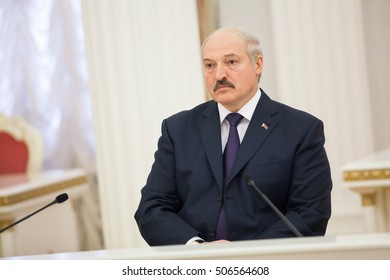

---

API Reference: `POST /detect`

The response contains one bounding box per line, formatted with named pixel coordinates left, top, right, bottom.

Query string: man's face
left=202, top=31, right=263, bottom=112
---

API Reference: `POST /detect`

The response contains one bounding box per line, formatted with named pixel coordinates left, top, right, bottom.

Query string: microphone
left=244, top=176, right=303, bottom=237
left=0, top=193, right=69, bottom=234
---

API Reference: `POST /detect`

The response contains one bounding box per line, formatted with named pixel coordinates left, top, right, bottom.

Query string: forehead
left=203, top=31, right=247, bottom=59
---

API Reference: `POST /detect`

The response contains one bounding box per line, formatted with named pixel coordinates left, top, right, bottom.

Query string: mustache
left=213, top=78, right=235, bottom=92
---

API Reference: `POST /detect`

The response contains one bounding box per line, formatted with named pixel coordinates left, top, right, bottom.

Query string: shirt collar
left=218, top=88, right=261, bottom=124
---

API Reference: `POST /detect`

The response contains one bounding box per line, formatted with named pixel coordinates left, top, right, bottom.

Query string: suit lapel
left=196, top=102, right=224, bottom=190
left=228, top=92, right=280, bottom=185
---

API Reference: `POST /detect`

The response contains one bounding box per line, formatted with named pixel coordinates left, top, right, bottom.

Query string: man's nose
left=214, top=64, right=227, bottom=81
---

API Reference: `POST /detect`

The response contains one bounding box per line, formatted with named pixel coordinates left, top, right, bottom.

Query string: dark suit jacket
left=134, top=90, right=332, bottom=246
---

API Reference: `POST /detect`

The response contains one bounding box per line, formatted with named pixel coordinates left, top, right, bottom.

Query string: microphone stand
left=0, top=193, right=68, bottom=234
left=245, top=176, right=303, bottom=237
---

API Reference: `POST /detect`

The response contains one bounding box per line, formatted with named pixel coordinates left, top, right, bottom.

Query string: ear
left=255, top=55, right=263, bottom=75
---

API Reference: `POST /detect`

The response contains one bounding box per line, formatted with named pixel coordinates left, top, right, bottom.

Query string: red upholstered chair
left=0, top=114, right=43, bottom=175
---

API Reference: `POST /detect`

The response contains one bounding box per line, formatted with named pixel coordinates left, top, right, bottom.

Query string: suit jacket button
left=208, top=229, right=215, bottom=236
left=217, top=195, right=222, bottom=202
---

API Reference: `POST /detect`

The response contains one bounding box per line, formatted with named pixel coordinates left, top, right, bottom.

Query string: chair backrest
left=0, top=114, right=44, bottom=174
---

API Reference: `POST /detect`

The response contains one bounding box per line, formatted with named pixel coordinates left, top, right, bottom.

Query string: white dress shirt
left=218, top=88, right=261, bottom=151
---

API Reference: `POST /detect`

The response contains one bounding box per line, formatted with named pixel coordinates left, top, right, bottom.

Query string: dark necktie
left=216, top=113, right=243, bottom=240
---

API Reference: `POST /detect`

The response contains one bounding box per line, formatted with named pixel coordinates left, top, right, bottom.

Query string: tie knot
left=226, top=113, right=243, bottom=127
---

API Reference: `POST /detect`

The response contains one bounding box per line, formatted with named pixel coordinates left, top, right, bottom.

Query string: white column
left=81, top=0, right=204, bottom=248
left=269, top=0, right=375, bottom=224
left=362, top=0, right=390, bottom=151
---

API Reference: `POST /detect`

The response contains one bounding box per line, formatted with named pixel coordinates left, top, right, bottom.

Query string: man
left=134, top=27, right=332, bottom=246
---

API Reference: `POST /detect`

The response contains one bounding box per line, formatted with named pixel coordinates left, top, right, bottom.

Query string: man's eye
left=228, top=60, right=237, bottom=65
left=205, top=63, right=213, bottom=69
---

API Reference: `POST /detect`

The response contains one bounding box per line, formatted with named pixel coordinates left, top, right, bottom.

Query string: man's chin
left=211, top=93, right=237, bottom=105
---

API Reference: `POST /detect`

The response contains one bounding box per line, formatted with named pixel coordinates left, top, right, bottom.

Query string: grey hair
left=201, top=27, right=263, bottom=65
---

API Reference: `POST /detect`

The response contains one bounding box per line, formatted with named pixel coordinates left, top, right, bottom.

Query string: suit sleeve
left=259, top=118, right=332, bottom=238
left=134, top=119, right=200, bottom=246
